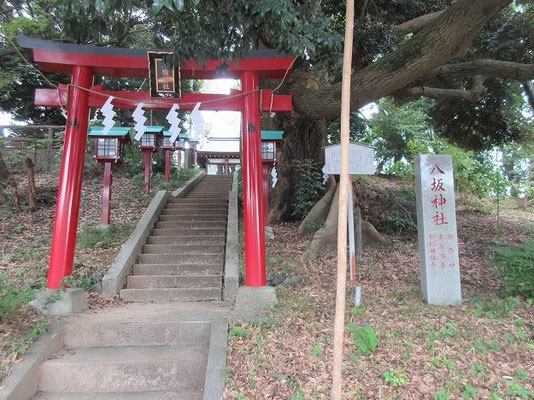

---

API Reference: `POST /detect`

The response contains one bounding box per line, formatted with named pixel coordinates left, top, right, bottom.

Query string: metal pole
left=331, top=0, right=355, bottom=398
left=164, top=149, right=171, bottom=182
left=101, top=161, right=112, bottom=225
left=47, top=65, right=93, bottom=289
left=144, top=150, right=151, bottom=194
left=241, top=71, right=266, bottom=286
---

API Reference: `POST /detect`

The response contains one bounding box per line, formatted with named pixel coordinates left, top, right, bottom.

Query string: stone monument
left=415, top=154, right=462, bottom=305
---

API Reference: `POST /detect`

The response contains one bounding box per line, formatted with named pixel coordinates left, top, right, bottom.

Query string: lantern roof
left=88, top=126, right=131, bottom=137
left=261, top=130, right=284, bottom=141
left=145, top=126, right=164, bottom=134
left=163, top=130, right=187, bottom=138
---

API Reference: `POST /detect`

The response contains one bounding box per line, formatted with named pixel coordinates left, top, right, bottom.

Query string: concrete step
left=120, top=287, right=221, bottom=302
left=152, top=228, right=226, bottom=236
left=156, top=221, right=227, bottom=229
left=127, top=274, right=221, bottom=289
left=161, top=208, right=227, bottom=215
left=159, top=214, right=227, bottom=222
left=35, top=390, right=201, bottom=400
left=63, top=320, right=211, bottom=348
left=38, top=345, right=207, bottom=393
left=167, top=198, right=227, bottom=204
left=143, top=244, right=224, bottom=254
left=138, top=254, right=224, bottom=265
left=164, top=203, right=228, bottom=209
left=147, top=235, right=225, bottom=245
left=133, top=263, right=222, bottom=276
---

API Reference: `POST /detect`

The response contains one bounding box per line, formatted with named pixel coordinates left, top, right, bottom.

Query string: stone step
left=63, top=320, right=211, bottom=348
left=35, top=390, right=201, bottom=400
left=38, top=345, right=206, bottom=393
left=159, top=214, right=227, bottom=222
left=137, top=254, right=223, bottom=265
left=167, top=198, right=227, bottom=204
left=147, top=235, right=225, bottom=245
left=152, top=228, right=226, bottom=236
left=133, top=263, right=222, bottom=276
left=143, top=244, right=224, bottom=254
left=161, top=208, right=227, bottom=215
left=120, top=287, right=221, bottom=302
left=156, top=221, right=226, bottom=229
left=127, top=274, right=221, bottom=289
left=163, top=206, right=228, bottom=213
left=164, top=203, right=228, bottom=209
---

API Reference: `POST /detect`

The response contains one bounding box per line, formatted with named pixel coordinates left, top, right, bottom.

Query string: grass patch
left=77, top=223, right=135, bottom=249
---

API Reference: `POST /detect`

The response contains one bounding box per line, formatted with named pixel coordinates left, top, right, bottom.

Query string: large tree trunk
left=298, top=176, right=336, bottom=236
left=268, top=116, right=327, bottom=222
left=304, top=183, right=387, bottom=261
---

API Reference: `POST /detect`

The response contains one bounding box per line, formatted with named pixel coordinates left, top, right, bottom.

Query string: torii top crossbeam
left=19, top=36, right=293, bottom=291
left=18, top=36, right=293, bottom=112
left=18, top=36, right=294, bottom=79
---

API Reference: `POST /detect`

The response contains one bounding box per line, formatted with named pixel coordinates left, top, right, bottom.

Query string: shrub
left=492, top=240, right=534, bottom=300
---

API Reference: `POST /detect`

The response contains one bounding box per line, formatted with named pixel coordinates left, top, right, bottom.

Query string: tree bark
left=25, top=158, right=38, bottom=210
left=268, top=116, right=327, bottom=222
left=298, top=176, right=336, bottom=236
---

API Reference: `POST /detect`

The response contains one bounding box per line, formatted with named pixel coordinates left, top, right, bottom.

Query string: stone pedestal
left=232, top=286, right=277, bottom=320
left=30, top=288, right=89, bottom=316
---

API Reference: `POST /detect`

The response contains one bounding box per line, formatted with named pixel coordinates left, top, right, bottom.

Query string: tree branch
left=400, top=75, right=488, bottom=102
left=395, top=11, right=444, bottom=35
left=424, top=59, right=534, bottom=81
left=292, top=0, right=512, bottom=120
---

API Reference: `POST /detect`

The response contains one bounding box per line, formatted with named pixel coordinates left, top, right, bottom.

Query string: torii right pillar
left=241, top=71, right=267, bottom=286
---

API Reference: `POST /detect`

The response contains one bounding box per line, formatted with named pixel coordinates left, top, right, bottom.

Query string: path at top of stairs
left=121, top=175, right=233, bottom=303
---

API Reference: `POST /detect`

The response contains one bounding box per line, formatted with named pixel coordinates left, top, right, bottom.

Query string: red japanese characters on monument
left=415, top=155, right=462, bottom=305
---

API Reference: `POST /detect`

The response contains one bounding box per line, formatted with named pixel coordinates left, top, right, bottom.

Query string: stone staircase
left=32, top=302, right=229, bottom=400
left=120, top=175, right=233, bottom=303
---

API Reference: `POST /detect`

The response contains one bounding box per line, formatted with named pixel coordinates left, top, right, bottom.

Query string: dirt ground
left=224, top=207, right=534, bottom=399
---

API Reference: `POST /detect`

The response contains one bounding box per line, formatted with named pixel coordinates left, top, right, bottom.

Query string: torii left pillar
left=241, top=71, right=266, bottom=286
left=47, top=66, right=93, bottom=289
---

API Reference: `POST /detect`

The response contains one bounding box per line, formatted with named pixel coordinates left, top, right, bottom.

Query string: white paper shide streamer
left=132, top=103, right=147, bottom=141
left=190, top=102, right=205, bottom=141
left=271, top=166, right=277, bottom=187
left=166, top=104, right=182, bottom=143
left=322, top=164, right=329, bottom=184
left=100, top=96, right=116, bottom=134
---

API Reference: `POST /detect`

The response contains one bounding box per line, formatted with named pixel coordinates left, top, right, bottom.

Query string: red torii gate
left=18, top=36, right=293, bottom=290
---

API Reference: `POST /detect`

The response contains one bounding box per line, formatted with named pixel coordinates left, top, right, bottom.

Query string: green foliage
left=77, top=223, right=134, bottom=250
left=228, top=326, right=251, bottom=339
left=492, top=240, right=534, bottom=300
left=9, top=322, right=47, bottom=360
left=507, top=381, right=533, bottom=399
left=461, top=385, right=477, bottom=400
left=291, top=159, right=325, bottom=220
left=311, top=343, right=324, bottom=358
left=433, top=389, right=450, bottom=400
left=382, top=370, right=409, bottom=387
left=470, top=295, right=520, bottom=318
left=0, top=273, right=35, bottom=323
left=347, top=323, right=378, bottom=356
